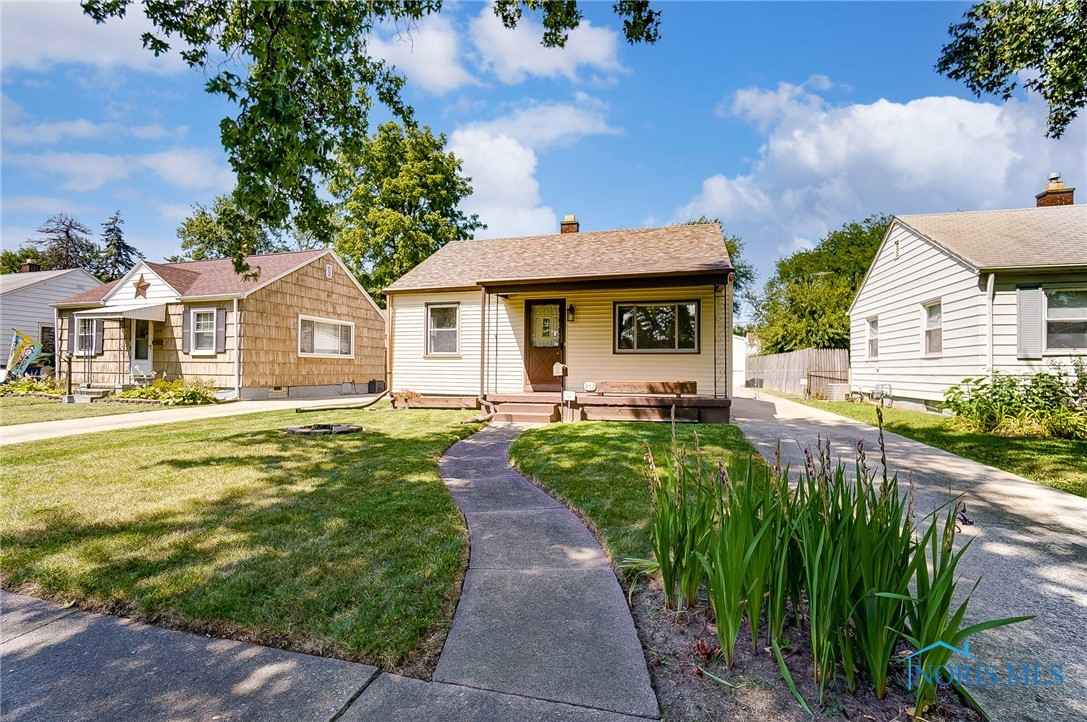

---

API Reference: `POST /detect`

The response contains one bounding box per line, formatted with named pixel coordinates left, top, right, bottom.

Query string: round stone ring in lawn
left=285, top=424, right=362, bottom=436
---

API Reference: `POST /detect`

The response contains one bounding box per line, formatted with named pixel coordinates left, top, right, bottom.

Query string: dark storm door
left=524, top=299, right=565, bottom=392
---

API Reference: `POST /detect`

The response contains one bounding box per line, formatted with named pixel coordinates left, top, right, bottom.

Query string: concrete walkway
left=2, top=424, right=660, bottom=721
left=433, top=424, right=659, bottom=718
left=731, top=389, right=1087, bottom=722
left=0, top=393, right=384, bottom=446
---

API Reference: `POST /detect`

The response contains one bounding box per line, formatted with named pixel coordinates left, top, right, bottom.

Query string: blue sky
left=2, top=1, right=1084, bottom=285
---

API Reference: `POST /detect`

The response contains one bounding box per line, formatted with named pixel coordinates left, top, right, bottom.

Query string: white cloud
left=138, top=149, right=234, bottom=191
left=369, top=15, right=475, bottom=95
left=469, top=5, right=623, bottom=84
left=1, top=225, right=39, bottom=252
left=131, top=124, right=189, bottom=140
left=450, top=128, right=556, bottom=238
left=1, top=1, right=184, bottom=74
left=676, top=81, right=1087, bottom=272
left=4, top=148, right=233, bottom=193
left=460, top=94, right=618, bottom=149
left=3, top=118, right=117, bottom=145
left=1, top=195, right=87, bottom=216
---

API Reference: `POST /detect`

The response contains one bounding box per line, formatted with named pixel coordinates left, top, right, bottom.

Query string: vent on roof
left=325, top=263, right=333, bottom=280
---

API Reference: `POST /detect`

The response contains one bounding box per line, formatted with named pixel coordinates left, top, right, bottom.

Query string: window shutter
left=93, top=320, right=105, bottom=355
left=215, top=307, right=227, bottom=353
left=67, top=317, right=77, bottom=355
left=182, top=308, right=191, bottom=354
left=1017, top=287, right=1043, bottom=359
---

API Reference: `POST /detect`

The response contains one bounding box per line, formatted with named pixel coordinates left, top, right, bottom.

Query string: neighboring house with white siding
left=849, top=178, right=1085, bottom=411
left=384, top=217, right=735, bottom=423
left=52, top=249, right=385, bottom=398
left=0, top=264, right=102, bottom=369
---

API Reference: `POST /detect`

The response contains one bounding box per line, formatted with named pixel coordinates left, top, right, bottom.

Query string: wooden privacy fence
left=746, top=348, right=849, bottom=398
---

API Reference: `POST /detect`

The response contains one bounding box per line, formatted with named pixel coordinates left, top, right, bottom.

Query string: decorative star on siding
left=134, top=275, right=151, bottom=298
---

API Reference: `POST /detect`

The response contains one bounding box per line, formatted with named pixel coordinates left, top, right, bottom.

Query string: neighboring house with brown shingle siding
left=849, top=182, right=1086, bottom=411
left=53, top=249, right=385, bottom=398
left=384, top=217, right=735, bottom=422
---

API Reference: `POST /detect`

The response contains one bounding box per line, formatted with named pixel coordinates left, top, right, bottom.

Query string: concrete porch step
left=492, top=412, right=557, bottom=424
left=493, top=402, right=559, bottom=424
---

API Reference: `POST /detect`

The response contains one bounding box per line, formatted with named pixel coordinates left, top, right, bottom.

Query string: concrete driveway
left=731, top=389, right=1087, bottom=722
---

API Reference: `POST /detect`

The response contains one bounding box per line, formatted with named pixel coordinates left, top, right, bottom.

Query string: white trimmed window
left=299, top=315, right=354, bottom=357
left=1045, top=289, right=1087, bottom=351
left=76, top=318, right=95, bottom=355
left=191, top=309, right=217, bottom=355
left=615, top=301, right=700, bottom=353
left=923, top=301, right=942, bottom=356
left=427, top=303, right=459, bottom=356
left=867, top=317, right=879, bottom=359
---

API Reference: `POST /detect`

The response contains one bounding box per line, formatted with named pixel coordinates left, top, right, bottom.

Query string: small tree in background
left=683, top=216, right=756, bottom=317
left=32, top=214, right=99, bottom=271
left=98, top=210, right=145, bottom=281
left=754, top=214, right=890, bottom=354
left=174, top=195, right=287, bottom=262
left=331, top=121, right=484, bottom=306
left=0, top=246, right=45, bottom=275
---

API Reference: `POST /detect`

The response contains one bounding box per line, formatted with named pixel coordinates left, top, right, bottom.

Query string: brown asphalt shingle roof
left=55, top=249, right=327, bottom=305
left=897, top=204, right=1087, bottom=270
left=385, top=224, right=732, bottom=292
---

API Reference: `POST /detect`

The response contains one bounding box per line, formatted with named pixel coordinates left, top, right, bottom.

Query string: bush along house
left=384, top=217, right=735, bottom=423
left=53, top=249, right=386, bottom=399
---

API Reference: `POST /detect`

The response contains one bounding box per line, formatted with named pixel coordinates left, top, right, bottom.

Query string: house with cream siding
left=53, top=249, right=385, bottom=398
left=384, top=218, right=734, bottom=423
left=1, top=264, right=102, bottom=369
left=849, top=178, right=1085, bottom=411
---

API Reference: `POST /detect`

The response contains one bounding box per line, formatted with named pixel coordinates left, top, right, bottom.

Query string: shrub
left=1, top=377, right=62, bottom=395
left=944, top=362, right=1087, bottom=439
left=115, top=378, right=217, bottom=406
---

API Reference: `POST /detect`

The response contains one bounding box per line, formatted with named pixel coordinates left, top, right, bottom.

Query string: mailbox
left=553, top=362, right=568, bottom=377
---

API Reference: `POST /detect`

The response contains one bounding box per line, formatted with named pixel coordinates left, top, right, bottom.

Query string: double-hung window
left=299, top=315, right=353, bottom=357
left=923, top=301, right=942, bottom=356
left=1045, top=289, right=1087, bottom=350
left=427, top=303, right=459, bottom=355
left=191, top=309, right=217, bottom=355
left=615, top=301, right=699, bottom=353
left=867, top=317, right=879, bottom=359
left=76, top=318, right=95, bottom=355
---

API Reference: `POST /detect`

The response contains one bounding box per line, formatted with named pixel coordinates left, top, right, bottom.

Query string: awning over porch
left=72, top=303, right=167, bottom=322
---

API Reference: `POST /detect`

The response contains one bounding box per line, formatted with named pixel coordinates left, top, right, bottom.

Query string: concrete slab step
left=492, top=412, right=556, bottom=424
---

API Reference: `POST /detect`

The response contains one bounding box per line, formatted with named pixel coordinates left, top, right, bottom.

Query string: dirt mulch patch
left=630, top=584, right=984, bottom=722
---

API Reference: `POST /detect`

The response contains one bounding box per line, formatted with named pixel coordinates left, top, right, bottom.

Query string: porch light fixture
left=567, top=304, right=576, bottom=323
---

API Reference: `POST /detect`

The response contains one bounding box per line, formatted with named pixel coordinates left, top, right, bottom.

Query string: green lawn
left=508, top=422, right=765, bottom=563
left=0, top=395, right=160, bottom=426
left=0, top=403, right=481, bottom=671
left=792, top=398, right=1087, bottom=498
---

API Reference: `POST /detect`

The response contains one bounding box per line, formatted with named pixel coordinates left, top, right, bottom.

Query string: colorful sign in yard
left=6, top=329, right=43, bottom=375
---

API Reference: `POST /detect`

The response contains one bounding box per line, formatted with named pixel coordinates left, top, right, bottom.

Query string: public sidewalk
left=731, top=389, right=1087, bottom=722
left=0, top=393, right=383, bottom=446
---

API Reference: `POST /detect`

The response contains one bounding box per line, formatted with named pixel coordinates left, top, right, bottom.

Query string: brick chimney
left=1036, top=172, right=1075, bottom=207
left=19, top=259, right=41, bottom=273
left=560, top=214, right=580, bottom=234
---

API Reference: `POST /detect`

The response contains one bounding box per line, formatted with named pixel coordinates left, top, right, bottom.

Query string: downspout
left=233, top=297, right=241, bottom=399
left=479, top=286, right=487, bottom=398
left=385, top=295, right=393, bottom=393
left=986, top=273, right=995, bottom=377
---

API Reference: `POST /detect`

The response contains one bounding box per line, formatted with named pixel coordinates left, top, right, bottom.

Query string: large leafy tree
left=754, top=214, right=890, bottom=354
left=0, top=246, right=45, bottom=275
left=80, top=1, right=662, bottom=274
left=331, top=121, right=483, bottom=305
left=683, top=216, right=756, bottom=316
left=98, top=210, right=145, bottom=281
left=172, top=195, right=287, bottom=262
left=31, top=214, right=99, bottom=271
left=937, top=0, right=1086, bottom=138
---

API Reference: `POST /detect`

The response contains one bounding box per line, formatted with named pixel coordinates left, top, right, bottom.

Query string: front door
left=524, top=299, right=564, bottom=392
left=131, top=319, right=153, bottom=377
